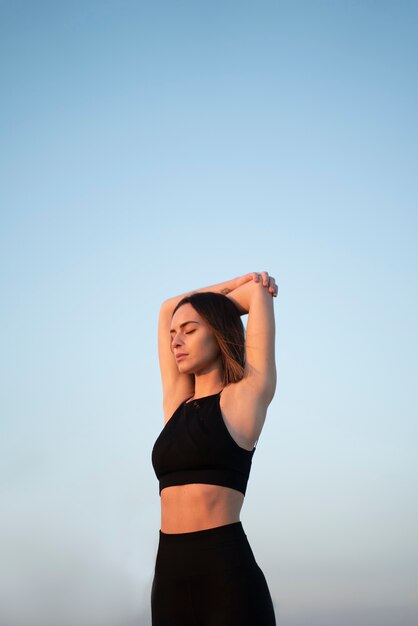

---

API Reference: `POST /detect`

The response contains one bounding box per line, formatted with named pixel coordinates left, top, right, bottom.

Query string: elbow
left=160, top=297, right=177, bottom=314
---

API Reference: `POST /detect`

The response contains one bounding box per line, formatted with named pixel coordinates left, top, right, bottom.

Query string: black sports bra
left=151, top=392, right=255, bottom=496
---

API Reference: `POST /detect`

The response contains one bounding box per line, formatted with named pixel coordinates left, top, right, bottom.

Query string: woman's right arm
left=158, top=274, right=257, bottom=421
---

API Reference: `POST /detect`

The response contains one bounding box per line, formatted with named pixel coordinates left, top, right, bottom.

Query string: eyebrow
left=169, top=320, right=200, bottom=334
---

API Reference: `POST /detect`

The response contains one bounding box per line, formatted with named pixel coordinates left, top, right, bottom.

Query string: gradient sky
left=1, top=1, right=417, bottom=625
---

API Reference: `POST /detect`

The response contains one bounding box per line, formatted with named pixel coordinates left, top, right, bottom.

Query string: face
left=170, top=303, right=221, bottom=375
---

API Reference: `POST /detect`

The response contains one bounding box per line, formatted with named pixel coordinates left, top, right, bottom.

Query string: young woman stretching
left=151, top=271, right=278, bottom=625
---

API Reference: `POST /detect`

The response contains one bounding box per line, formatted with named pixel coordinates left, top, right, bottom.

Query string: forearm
left=226, top=279, right=274, bottom=316
left=160, top=275, right=251, bottom=316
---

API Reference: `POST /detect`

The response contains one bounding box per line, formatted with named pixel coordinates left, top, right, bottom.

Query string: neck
left=192, top=370, right=223, bottom=400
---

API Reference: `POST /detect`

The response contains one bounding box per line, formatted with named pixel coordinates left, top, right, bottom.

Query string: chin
left=177, top=362, right=193, bottom=375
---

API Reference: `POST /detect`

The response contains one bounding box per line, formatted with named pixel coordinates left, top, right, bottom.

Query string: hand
left=234, top=273, right=258, bottom=289
left=251, top=271, right=278, bottom=297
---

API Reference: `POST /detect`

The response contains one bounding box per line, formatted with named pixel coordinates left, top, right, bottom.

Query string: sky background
left=1, top=1, right=417, bottom=624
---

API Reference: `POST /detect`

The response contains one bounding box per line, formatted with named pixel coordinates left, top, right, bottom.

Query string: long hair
left=172, top=292, right=245, bottom=386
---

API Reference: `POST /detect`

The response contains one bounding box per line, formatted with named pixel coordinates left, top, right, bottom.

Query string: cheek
left=206, top=336, right=220, bottom=358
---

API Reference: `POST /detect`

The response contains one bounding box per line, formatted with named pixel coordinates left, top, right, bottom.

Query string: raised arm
left=158, top=274, right=259, bottom=421
left=226, top=272, right=277, bottom=405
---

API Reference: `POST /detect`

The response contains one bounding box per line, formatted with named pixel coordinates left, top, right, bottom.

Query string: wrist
left=218, top=276, right=241, bottom=295
left=234, top=274, right=252, bottom=291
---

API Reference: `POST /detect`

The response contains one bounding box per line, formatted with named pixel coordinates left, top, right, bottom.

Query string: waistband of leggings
left=159, top=521, right=245, bottom=544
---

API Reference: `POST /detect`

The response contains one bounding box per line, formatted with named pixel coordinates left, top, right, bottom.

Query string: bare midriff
left=160, top=483, right=245, bottom=534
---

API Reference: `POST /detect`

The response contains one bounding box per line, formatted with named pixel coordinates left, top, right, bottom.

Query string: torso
left=159, top=383, right=266, bottom=534
left=161, top=484, right=244, bottom=533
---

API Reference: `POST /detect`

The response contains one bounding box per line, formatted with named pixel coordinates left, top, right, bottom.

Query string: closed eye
left=185, top=330, right=196, bottom=335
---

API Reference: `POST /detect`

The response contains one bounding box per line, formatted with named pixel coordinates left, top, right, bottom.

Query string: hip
left=155, top=521, right=257, bottom=579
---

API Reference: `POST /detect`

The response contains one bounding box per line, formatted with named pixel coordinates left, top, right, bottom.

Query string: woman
left=151, top=271, right=278, bottom=626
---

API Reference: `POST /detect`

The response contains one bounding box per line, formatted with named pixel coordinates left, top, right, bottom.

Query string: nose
left=171, top=332, right=183, bottom=350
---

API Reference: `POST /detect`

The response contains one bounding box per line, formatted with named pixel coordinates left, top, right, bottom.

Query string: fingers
left=269, top=277, right=278, bottom=297
left=265, top=274, right=277, bottom=297
left=251, top=271, right=278, bottom=296
left=251, top=272, right=261, bottom=283
left=252, top=271, right=268, bottom=284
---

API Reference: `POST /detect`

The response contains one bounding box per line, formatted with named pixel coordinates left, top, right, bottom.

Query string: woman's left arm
left=226, top=272, right=278, bottom=405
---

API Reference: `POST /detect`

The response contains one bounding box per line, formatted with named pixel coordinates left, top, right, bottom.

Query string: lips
left=175, top=353, right=188, bottom=361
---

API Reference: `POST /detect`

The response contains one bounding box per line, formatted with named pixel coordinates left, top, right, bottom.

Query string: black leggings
left=151, top=521, right=276, bottom=626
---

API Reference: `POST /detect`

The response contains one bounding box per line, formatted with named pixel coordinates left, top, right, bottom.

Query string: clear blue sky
left=1, top=1, right=417, bottom=625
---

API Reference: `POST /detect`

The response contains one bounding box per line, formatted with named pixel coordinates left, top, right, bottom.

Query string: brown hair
left=172, top=292, right=245, bottom=386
